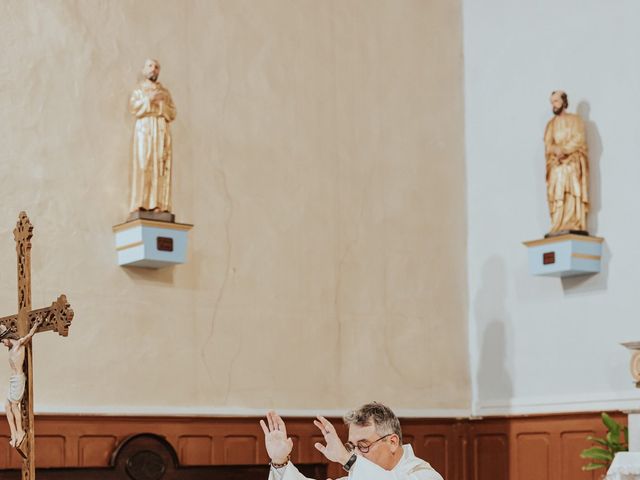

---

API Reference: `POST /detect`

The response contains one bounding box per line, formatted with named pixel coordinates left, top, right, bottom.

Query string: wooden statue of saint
left=128, top=58, right=177, bottom=221
left=544, top=90, right=589, bottom=236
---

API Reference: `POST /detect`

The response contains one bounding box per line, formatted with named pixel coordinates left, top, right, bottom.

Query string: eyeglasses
left=344, top=433, right=393, bottom=454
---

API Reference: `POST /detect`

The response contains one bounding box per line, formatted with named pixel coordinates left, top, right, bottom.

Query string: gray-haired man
left=260, top=402, right=444, bottom=480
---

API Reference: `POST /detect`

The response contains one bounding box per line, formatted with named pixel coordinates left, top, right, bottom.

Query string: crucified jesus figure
left=0, top=318, right=42, bottom=448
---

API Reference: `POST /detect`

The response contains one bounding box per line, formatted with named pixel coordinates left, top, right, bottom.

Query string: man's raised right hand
left=260, top=411, right=293, bottom=465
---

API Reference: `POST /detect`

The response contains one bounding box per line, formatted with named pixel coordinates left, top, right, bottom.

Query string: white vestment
left=268, top=445, right=444, bottom=480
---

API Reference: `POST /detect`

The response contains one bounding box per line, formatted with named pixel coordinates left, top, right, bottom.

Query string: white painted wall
left=464, top=0, right=640, bottom=415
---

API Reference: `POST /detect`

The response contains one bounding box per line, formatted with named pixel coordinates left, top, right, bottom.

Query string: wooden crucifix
left=0, top=212, right=74, bottom=480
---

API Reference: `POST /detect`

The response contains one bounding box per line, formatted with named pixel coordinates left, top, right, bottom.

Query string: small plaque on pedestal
left=113, top=217, right=193, bottom=269
left=522, top=234, right=603, bottom=277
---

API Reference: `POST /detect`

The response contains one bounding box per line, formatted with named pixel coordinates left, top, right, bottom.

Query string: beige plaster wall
left=0, top=0, right=469, bottom=413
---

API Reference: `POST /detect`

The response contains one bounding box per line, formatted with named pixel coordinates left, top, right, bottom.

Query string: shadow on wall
left=576, top=101, right=602, bottom=235
left=560, top=102, right=609, bottom=294
left=475, top=256, right=513, bottom=411
left=122, top=265, right=175, bottom=285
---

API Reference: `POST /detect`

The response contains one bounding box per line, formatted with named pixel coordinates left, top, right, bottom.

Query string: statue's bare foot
left=15, top=431, right=25, bottom=449
left=9, top=437, right=15, bottom=447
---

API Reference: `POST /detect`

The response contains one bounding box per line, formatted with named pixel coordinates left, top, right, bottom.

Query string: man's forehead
left=348, top=423, right=377, bottom=441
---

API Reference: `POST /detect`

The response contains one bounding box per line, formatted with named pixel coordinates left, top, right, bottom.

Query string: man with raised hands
left=260, top=402, right=444, bottom=480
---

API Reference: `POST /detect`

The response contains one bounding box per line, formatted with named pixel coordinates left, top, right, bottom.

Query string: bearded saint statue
left=544, top=90, right=589, bottom=235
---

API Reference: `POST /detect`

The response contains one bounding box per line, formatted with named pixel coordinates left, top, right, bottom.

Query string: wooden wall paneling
left=62, top=434, right=79, bottom=468
left=209, top=435, right=222, bottom=464
left=403, top=419, right=459, bottom=479
left=509, top=418, right=555, bottom=480
left=469, top=419, right=509, bottom=480
left=0, top=412, right=625, bottom=479
left=77, top=435, right=117, bottom=466
left=423, top=434, right=448, bottom=477
left=223, top=435, right=258, bottom=464
left=0, top=436, right=12, bottom=469
left=290, top=429, right=314, bottom=462
left=308, top=435, right=326, bottom=463
left=473, top=433, right=509, bottom=480
left=178, top=435, right=213, bottom=465
left=0, top=433, right=328, bottom=480
left=403, top=433, right=415, bottom=448
left=442, top=421, right=462, bottom=479
left=0, top=434, right=24, bottom=469
left=561, top=431, right=598, bottom=480
left=8, top=444, right=22, bottom=469
left=288, top=435, right=300, bottom=463
left=456, top=422, right=470, bottom=480
left=507, top=412, right=627, bottom=480
left=34, top=435, right=65, bottom=467
left=515, top=432, right=551, bottom=480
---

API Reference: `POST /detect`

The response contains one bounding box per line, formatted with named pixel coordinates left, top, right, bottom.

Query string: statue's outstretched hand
left=260, top=411, right=293, bottom=465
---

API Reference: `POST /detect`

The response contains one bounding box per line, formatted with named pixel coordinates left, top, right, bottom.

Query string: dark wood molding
left=0, top=433, right=326, bottom=480
left=0, top=412, right=624, bottom=480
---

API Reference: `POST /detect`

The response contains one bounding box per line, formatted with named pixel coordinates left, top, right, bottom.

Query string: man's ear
left=389, top=434, right=401, bottom=450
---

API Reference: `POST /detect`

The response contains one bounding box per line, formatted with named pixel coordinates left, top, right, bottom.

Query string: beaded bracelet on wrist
left=270, top=456, right=290, bottom=469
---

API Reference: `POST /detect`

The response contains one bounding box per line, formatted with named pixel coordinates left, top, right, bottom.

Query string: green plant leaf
left=607, top=431, right=621, bottom=445
left=579, top=412, right=628, bottom=471
left=580, top=447, right=613, bottom=461
left=586, top=436, right=609, bottom=447
left=602, top=413, right=621, bottom=434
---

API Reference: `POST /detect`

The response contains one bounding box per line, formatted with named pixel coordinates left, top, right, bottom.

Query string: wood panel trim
left=0, top=412, right=623, bottom=480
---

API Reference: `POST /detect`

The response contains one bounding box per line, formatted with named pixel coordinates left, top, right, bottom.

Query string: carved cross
left=0, top=212, right=74, bottom=480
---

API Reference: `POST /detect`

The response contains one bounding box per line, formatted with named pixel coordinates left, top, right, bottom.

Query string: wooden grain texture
left=0, top=412, right=621, bottom=479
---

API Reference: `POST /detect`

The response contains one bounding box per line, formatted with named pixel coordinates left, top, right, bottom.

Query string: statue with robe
left=129, top=59, right=176, bottom=214
left=544, top=90, right=589, bottom=235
